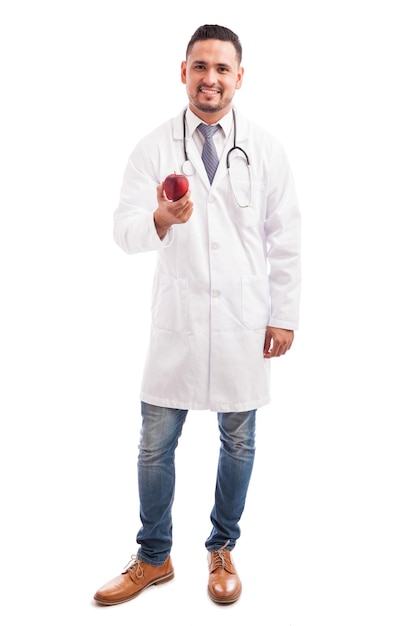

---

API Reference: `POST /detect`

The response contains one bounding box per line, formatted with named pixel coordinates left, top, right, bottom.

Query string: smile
left=199, top=88, right=220, bottom=96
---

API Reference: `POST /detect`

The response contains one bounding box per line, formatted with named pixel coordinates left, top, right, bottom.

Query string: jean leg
left=136, top=402, right=187, bottom=564
left=205, top=409, right=257, bottom=551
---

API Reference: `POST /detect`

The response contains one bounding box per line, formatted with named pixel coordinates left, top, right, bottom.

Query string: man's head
left=181, top=24, right=244, bottom=124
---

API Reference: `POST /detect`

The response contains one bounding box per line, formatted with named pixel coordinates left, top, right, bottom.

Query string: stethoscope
left=181, top=108, right=253, bottom=208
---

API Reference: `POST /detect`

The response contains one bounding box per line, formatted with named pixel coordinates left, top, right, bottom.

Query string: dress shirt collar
left=185, top=107, right=233, bottom=140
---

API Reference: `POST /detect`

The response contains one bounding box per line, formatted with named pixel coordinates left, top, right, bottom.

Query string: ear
left=181, top=61, right=187, bottom=84
left=235, top=66, right=244, bottom=90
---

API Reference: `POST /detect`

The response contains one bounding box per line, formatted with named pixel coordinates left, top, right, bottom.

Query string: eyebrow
left=192, top=60, right=232, bottom=69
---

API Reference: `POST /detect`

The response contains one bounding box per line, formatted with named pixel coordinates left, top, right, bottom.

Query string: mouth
left=198, top=87, right=221, bottom=97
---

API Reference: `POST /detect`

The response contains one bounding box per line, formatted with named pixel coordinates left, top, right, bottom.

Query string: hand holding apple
left=154, top=176, right=193, bottom=240
left=163, top=172, right=189, bottom=201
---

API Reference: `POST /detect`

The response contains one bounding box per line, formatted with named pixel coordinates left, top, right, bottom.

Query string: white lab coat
left=114, top=108, right=301, bottom=412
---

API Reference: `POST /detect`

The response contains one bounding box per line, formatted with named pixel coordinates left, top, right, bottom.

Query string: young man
left=94, top=24, right=301, bottom=605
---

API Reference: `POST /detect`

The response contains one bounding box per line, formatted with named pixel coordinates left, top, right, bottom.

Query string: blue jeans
left=136, top=402, right=257, bottom=565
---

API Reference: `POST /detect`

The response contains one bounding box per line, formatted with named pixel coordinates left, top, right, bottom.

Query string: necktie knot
left=198, top=123, right=220, bottom=184
left=198, top=123, right=220, bottom=140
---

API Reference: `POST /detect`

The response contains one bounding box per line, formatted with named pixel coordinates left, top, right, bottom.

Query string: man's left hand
left=263, top=326, right=294, bottom=358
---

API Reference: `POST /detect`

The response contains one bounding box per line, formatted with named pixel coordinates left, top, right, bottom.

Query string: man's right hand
left=154, top=183, right=193, bottom=239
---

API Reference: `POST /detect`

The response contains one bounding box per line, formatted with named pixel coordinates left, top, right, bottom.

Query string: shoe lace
left=212, top=540, right=231, bottom=569
left=123, top=555, right=144, bottom=580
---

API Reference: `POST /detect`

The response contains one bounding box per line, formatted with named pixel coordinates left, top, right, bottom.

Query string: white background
left=1, top=1, right=416, bottom=625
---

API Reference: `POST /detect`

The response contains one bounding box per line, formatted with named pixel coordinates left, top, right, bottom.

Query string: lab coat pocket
left=242, top=275, right=270, bottom=330
left=151, top=274, right=189, bottom=332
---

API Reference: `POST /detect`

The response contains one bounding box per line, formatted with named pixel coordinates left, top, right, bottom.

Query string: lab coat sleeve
left=265, top=145, right=301, bottom=330
left=113, top=146, right=174, bottom=254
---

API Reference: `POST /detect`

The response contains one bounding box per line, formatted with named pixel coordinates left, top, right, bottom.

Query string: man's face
left=181, top=39, right=244, bottom=123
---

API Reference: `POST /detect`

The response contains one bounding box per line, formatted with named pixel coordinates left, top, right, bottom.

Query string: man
left=94, top=24, right=301, bottom=606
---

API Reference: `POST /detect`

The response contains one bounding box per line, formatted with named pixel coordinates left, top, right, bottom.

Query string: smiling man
left=94, top=24, right=301, bottom=606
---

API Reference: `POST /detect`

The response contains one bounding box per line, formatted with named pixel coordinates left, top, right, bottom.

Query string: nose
left=204, top=67, right=217, bottom=84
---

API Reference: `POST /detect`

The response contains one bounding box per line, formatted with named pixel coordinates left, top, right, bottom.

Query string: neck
left=189, top=103, right=231, bottom=125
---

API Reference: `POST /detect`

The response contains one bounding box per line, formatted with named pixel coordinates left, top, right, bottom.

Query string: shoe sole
left=94, top=571, right=174, bottom=606
left=207, top=586, right=242, bottom=604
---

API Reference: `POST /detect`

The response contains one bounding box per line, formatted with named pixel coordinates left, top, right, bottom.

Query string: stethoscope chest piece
left=181, top=159, right=196, bottom=177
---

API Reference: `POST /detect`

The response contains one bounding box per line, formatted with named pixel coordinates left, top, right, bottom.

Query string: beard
left=193, top=100, right=226, bottom=113
left=188, top=90, right=233, bottom=115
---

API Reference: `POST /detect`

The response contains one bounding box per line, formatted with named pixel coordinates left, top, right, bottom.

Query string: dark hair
left=186, top=24, right=242, bottom=64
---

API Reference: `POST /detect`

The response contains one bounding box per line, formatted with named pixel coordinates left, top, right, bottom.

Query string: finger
left=263, top=333, right=272, bottom=355
left=157, top=183, right=166, bottom=201
left=266, top=339, right=292, bottom=358
left=173, top=202, right=193, bottom=224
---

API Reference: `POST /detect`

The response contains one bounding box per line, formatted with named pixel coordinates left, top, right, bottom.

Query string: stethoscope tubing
left=181, top=108, right=253, bottom=207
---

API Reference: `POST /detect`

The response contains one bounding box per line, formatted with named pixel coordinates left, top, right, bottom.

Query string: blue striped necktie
left=198, top=123, right=220, bottom=184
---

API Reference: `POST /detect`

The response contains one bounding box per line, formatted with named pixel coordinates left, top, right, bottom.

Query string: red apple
left=163, top=172, right=189, bottom=201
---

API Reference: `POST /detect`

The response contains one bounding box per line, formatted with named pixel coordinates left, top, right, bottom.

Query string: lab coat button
left=208, top=196, right=215, bottom=204
left=211, top=242, right=219, bottom=250
left=211, top=290, right=220, bottom=298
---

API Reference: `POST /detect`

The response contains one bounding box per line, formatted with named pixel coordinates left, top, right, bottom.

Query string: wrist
left=153, top=210, right=169, bottom=240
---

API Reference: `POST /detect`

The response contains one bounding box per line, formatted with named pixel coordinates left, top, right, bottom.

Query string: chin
left=194, top=101, right=224, bottom=114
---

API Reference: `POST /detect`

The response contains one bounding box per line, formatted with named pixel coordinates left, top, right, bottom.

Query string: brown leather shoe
left=94, top=555, right=174, bottom=605
left=207, top=546, right=242, bottom=604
